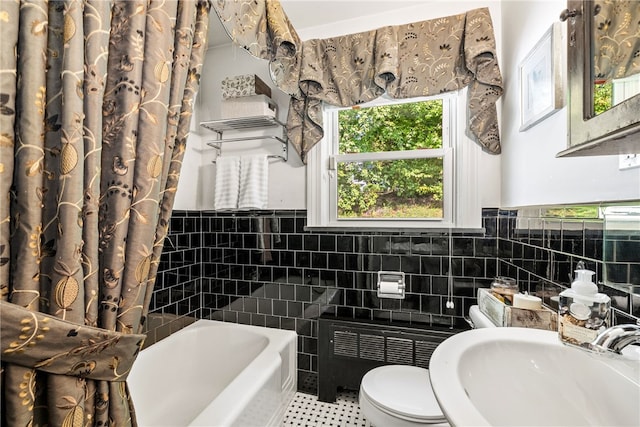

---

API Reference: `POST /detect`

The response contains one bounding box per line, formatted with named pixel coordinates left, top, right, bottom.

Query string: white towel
left=238, top=155, right=268, bottom=209
left=213, top=156, right=240, bottom=210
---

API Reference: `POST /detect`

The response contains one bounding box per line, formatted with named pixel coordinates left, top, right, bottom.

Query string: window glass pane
left=337, top=158, right=444, bottom=219
left=338, top=99, right=443, bottom=154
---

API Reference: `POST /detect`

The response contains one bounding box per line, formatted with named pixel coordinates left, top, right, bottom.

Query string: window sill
left=304, top=225, right=486, bottom=234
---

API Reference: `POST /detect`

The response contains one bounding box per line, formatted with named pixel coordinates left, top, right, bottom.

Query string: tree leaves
left=337, top=100, right=444, bottom=217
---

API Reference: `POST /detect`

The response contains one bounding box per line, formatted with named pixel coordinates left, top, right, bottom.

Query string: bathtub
left=127, top=319, right=297, bottom=426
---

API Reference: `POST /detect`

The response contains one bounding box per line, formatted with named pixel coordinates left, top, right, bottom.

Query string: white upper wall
left=174, top=97, right=202, bottom=211
left=175, top=0, right=639, bottom=211
left=196, top=43, right=307, bottom=210
left=182, top=0, right=503, bottom=211
left=499, top=0, right=640, bottom=207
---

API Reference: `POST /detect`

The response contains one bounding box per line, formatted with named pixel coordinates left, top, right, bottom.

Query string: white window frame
left=307, top=89, right=481, bottom=230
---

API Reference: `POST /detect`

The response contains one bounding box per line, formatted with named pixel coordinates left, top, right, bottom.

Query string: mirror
left=602, top=205, right=640, bottom=294
left=512, top=203, right=640, bottom=298
left=559, top=0, right=640, bottom=156
left=591, top=1, right=640, bottom=116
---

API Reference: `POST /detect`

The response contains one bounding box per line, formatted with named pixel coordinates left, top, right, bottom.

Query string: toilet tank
left=469, top=305, right=497, bottom=328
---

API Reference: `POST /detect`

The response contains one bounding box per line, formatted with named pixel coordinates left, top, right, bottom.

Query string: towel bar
left=201, top=116, right=289, bottom=162
left=206, top=135, right=288, bottom=163
left=211, top=153, right=286, bottom=163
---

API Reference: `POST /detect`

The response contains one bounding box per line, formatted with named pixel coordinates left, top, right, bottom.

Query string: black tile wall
left=143, top=211, right=203, bottom=345
left=149, top=208, right=640, bottom=394
left=497, top=210, right=640, bottom=326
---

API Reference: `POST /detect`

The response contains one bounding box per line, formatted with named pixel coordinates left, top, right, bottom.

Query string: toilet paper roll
left=379, top=281, right=402, bottom=294
left=513, top=293, right=542, bottom=310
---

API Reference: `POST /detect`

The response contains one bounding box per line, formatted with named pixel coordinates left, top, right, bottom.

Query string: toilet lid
left=360, top=365, right=445, bottom=422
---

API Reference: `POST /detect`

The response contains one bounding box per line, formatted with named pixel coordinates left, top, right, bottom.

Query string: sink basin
left=429, top=328, right=640, bottom=426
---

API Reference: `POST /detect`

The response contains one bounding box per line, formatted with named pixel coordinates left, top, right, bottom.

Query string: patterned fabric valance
left=593, top=0, right=640, bottom=83
left=213, top=1, right=504, bottom=162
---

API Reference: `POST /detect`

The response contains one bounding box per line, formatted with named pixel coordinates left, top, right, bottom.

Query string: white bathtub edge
left=189, top=325, right=297, bottom=427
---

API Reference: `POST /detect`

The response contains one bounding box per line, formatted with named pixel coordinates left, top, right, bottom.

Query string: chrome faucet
left=590, top=324, right=640, bottom=354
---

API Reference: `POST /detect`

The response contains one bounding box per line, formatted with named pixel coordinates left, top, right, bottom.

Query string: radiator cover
left=317, top=316, right=466, bottom=402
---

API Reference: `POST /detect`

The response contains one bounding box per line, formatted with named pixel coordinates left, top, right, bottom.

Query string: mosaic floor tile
left=282, top=390, right=369, bottom=427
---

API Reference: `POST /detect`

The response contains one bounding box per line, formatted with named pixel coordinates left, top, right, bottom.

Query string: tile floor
left=282, top=390, right=369, bottom=427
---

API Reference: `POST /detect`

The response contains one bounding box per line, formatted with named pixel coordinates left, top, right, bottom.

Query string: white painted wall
left=499, top=0, right=640, bottom=208
left=174, top=0, right=640, bottom=211
left=196, top=43, right=307, bottom=210
left=174, top=96, right=202, bottom=211
left=176, top=1, right=503, bottom=211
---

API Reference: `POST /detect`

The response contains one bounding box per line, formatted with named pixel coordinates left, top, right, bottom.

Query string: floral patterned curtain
left=593, top=0, right=640, bottom=83
left=212, top=1, right=503, bottom=162
left=0, top=0, right=211, bottom=425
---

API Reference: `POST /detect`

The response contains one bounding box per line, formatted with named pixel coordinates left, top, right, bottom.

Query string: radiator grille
left=319, top=318, right=464, bottom=403
left=333, top=331, right=358, bottom=358
left=359, top=334, right=385, bottom=361
left=386, top=337, right=413, bottom=364
left=415, top=340, right=440, bottom=368
left=331, top=328, right=449, bottom=366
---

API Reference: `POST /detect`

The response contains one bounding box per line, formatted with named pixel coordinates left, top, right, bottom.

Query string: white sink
left=429, top=328, right=640, bottom=426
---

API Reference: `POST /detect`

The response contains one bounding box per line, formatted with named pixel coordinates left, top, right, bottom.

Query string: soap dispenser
left=558, top=268, right=611, bottom=348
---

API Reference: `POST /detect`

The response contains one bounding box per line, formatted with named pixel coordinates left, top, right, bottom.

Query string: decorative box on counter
left=221, top=74, right=272, bottom=99
left=558, top=268, right=610, bottom=348
left=220, top=94, right=277, bottom=119
left=478, top=288, right=557, bottom=330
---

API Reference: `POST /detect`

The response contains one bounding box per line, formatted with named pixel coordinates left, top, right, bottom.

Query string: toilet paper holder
left=377, top=271, right=405, bottom=299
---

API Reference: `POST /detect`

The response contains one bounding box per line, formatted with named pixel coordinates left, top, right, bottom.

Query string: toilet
left=358, top=306, right=495, bottom=426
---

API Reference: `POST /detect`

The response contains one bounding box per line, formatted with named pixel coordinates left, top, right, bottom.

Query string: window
left=307, top=91, right=482, bottom=230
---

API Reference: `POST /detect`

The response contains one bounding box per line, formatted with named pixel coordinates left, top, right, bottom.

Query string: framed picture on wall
left=519, top=22, right=563, bottom=131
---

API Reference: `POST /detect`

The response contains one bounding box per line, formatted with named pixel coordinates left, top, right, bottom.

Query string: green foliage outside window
left=594, top=83, right=612, bottom=115
left=543, top=205, right=600, bottom=218
left=337, top=101, right=445, bottom=218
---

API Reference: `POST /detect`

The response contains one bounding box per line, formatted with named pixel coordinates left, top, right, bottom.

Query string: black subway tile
left=288, top=234, right=303, bottom=250
left=373, top=236, right=390, bottom=253
left=336, top=235, right=354, bottom=252
left=295, top=218, right=306, bottom=233
left=273, top=267, right=287, bottom=282
left=280, top=218, right=295, bottom=233
left=421, top=256, right=442, bottom=275
left=311, top=252, right=327, bottom=269
left=155, top=209, right=640, bottom=386
left=320, top=235, right=336, bottom=252
left=295, top=252, right=311, bottom=268
left=303, top=235, right=319, bottom=251
left=390, top=236, right=411, bottom=254
left=431, top=237, right=449, bottom=255
left=280, top=284, right=295, bottom=301
left=401, top=256, right=420, bottom=274
left=328, top=253, right=345, bottom=270
left=296, top=285, right=311, bottom=302
left=237, top=312, right=251, bottom=324
left=381, top=255, right=401, bottom=271
left=336, top=271, right=354, bottom=288
left=288, top=301, right=303, bottom=318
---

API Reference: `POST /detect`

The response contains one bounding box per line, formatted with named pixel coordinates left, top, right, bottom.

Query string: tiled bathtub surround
left=200, top=210, right=498, bottom=392
left=147, top=208, right=640, bottom=394
left=144, top=211, right=202, bottom=345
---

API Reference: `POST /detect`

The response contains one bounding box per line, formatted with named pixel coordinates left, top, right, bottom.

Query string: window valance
left=213, top=1, right=503, bottom=162
left=593, top=0, right=640, bottom=83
